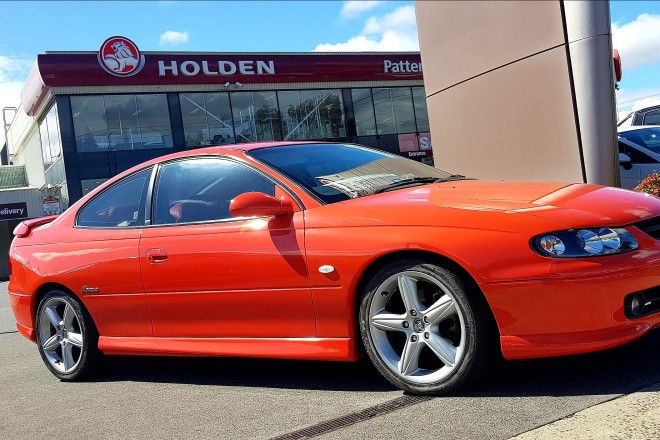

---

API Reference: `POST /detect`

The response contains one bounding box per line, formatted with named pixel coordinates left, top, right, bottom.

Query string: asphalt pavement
left=1, top=282, right=659, bottom=439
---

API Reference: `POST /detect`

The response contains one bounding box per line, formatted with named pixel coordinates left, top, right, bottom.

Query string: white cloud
left=0, top=55, right=33, bottom=146
left=159, top=30, right=189, bottom=47
left=340, top=1, right=384, bottom=20
left=612, top=14, right=660, bottom=71
left=315, top=5, right=419, bottom=52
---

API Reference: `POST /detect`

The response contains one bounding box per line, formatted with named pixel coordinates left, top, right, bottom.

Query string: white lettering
left=239, top=61, right=255, bottom=75
left=257, top=60, right=275, bottom=75
left=384, top=60, right=422, bottom=74
left=180, top=61, right=200, bottom=76
left=158, top=60, right=178, bottom=76
left=219, top=61, right=237, bottom=75
left=157, top=59, right=278, bottom=76
left=202, top=61, right=218, bottom=76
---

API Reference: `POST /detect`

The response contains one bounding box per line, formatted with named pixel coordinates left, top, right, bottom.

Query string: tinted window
left=278, top=89, right=346, bottom=140
left=619, top=141, right=656, bottom=164
left=352, top=89, right=376, bottom=136
left=180, top=92, right=235, bottom=147
left=619, top=128, right=660, bottom=155
left=77, top=167, right=152, bottom=228
left=153, top=158, right=276, bottom=225
left=412, top=87, right=430, bottom=132
left=231, top=91, right=282, bottom=143
left=643, top=110, right=660, bottom=125
left=249, top=144, right=453, bottom=204
left=71, top=94, right=172, bottom=152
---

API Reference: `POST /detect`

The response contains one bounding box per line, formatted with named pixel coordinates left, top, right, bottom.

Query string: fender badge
left=82, top=286, right=99, bottom=293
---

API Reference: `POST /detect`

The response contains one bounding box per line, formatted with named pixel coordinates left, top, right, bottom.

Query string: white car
left=618, top=125, right=660, bottom=189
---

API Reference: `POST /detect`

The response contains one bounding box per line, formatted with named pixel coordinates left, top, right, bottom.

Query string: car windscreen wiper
left=373, top=177, right=441, bottom=194
left=434, top=174, right=477, bottom=183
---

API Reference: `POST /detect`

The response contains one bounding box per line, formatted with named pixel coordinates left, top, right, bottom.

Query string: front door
left=140, top=157, right=314, bottom=338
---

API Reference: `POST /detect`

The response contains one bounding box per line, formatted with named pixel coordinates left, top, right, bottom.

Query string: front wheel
left=36, top=291, right=101, bottom=381
left=359, top=260, right=494, bottom=395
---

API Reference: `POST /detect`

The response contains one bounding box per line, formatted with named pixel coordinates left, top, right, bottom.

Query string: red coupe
left=8, top=142, right=660, bottom=394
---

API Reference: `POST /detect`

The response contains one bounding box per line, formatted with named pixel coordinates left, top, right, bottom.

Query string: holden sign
left=98, top=36, right=145, bottom=77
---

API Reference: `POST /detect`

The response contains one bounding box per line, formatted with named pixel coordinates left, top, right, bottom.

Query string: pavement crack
left=270, top=395, right=433, bottom=440
left=0, top=330, right=19, bottom=335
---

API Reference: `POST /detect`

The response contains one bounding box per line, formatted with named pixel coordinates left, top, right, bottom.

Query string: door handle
left=146, top=248, right=168, bottom=264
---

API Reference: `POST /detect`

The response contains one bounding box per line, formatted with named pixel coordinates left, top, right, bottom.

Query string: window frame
left=145, top=155, right=305, bottom=229
left=75, top=166, right=156, bottom=229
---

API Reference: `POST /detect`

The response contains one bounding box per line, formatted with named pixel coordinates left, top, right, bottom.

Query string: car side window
left=619, top=142, right=656, bottom=164
left=152, top=158, right=276, bottom=225
left=77, top=167, right=152, bottom=228
left=642, top=110, right=660, bottom=125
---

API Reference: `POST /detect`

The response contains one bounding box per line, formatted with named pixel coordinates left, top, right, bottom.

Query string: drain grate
left=270, top=395, right=433, bottom=440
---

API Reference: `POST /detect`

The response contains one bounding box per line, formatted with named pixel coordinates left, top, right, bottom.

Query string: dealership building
left=0, top=37, right=431, bottom=278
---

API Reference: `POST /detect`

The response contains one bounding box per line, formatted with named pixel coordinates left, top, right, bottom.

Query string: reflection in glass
left=412, top=87, right=429, bottom=132
left=279, top=90, right=345, bottom=140
left=373, top=87, right=416, bottom=135
left=39, top=103, right=63, bottom=168
left=72, top=94, right=172, bottom=152
left=231, top=91, right=282, bottom=143
left=180, top=93, right=235, bottom=147
left=373, top=88, right=396, bottom=135
left=391, top=88, right=416, bottom=133
left=351, top=89, right=376, bottom=136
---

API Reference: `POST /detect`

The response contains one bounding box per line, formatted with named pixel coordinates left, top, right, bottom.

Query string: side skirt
left=98, top=336, right=361, bottom=361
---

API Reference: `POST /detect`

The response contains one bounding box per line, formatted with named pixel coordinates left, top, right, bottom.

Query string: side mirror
left=619, top=153, right=633, bottom=170
left=229, top=192, right=294, bottom=218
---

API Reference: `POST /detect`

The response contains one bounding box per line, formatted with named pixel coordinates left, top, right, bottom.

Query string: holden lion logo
left=98, top=36, right=145, bottom=77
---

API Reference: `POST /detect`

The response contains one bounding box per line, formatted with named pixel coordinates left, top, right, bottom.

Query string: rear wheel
left=359, top=260, right=494, bottom=395
left=36, top=291, right=101, bottom=381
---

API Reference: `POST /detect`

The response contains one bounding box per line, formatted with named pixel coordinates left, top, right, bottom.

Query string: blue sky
left=0, top=1, right=659, bottom=141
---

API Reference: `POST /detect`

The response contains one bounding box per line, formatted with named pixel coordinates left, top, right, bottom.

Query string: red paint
left=8, top=141, right=660, bottom=365
left=23, top=52, right=422, bottom=115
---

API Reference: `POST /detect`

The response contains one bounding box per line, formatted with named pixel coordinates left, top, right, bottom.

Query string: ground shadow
left=97, top=328, right=660, bottom=397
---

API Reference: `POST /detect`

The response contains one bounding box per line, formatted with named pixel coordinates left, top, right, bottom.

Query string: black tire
left=35, top=290, right=102, bottom=381
left=359, top=259, right=495, bottom=395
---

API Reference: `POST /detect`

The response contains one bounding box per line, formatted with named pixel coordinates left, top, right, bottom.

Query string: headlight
left=532, top=228, right=638, bottom=258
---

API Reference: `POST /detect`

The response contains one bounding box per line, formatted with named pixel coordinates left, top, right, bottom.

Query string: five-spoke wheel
left=36, top=291, right=100, bottom=380
left=360, top=260, right=492, bottom=394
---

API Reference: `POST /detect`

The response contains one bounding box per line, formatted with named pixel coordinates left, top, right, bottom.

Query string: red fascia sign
left=34, top=53, right=423, bottom=87
left=22, top=36, right=422, bottom=116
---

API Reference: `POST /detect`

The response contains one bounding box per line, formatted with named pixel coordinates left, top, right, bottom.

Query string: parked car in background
left=618, top=103, right=660, bottom=127
left=8, top=142, right=660, bottom=395
left=618, top=126, right=660, bottom=189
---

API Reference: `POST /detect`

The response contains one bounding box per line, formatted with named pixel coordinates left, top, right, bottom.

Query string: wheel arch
left=33, top=283, right=99, bottom=333
left=353, top=249, right=502, bottom=342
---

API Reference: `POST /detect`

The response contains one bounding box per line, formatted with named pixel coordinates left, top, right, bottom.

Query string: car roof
left=617, top=125, right=660, bottom=133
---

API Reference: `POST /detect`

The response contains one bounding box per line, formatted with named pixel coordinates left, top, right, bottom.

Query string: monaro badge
left=81, top=286, right=99, bottom=293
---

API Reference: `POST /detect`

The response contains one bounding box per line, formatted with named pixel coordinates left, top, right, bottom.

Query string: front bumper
left=482, top=250, right=660, bottom=360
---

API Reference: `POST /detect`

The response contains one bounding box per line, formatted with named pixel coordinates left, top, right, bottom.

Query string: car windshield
left=248, top=143, right=462, bottom=204
left=619, top=128, right=660, bottom=154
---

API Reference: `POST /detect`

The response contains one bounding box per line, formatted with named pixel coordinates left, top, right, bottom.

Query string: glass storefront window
left=373, top=88, right=396, bottom=135
left=391, top=88, right=416, bottom=134
left=231, top=91, right=281, bottom=143
left=180, top=92, right=234, bottom=147
left=279, top=89, right=345, bottom=140
left=351, top=89, right=376, bottom=136
left=373, top=87, right=416, bottom=135
left=39, top=103, right=63, bottom=170
left=72, top=94, right=172, bottom=152
left=412, top=87, right=430, bottom=132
